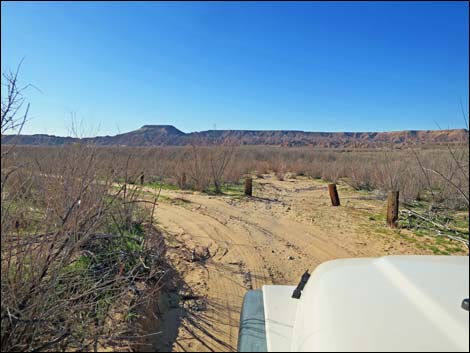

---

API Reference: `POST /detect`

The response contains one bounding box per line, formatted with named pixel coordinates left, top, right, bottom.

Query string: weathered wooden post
left=387, top=191, right=399, bottom=228
left=328, top=183, right=340, bottom=206
left=244, top=177, right=252, bottom=196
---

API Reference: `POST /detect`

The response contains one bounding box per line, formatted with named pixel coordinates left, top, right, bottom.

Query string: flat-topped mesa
left=139, top=125, right=186, bottom=136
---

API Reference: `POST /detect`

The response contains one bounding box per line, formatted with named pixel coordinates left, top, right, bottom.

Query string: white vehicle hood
left=289, top=255, right=469, bottom=352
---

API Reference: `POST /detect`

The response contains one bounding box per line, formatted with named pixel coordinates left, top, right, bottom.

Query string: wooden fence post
left=387, top=191, right=399, bottom=227
left=328, top=183, right=340, bottom=206
left=244, top=177, right=252, bottom=196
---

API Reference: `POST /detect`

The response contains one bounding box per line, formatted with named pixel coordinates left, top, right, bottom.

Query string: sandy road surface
left=142, top=175, right=449, bottom=352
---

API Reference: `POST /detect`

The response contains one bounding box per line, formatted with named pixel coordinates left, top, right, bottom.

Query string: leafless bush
left=1, top=142, right=168, bottom=351
left=412, top=130, right=469, bottom=210
left=174, top=160, right=188, bottom=189
left=208, top=140, right=236, bottom=193
left=1, top=60, right=30, bottom=139
left=187, top=144, right=211, bottom=191
left=166, top=141, right=237, bottom=192
left=1, top=69, right=167, bottom=351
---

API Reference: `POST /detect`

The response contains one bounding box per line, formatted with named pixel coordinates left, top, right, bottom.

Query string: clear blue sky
left=1, top=1, right=469, bottom=136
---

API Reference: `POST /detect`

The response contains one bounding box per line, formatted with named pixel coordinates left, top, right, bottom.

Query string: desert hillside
left=2, top=125, right=468, bottom=148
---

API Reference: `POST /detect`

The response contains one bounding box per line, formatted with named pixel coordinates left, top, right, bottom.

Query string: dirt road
left=143, top=175, right=457, bottom=352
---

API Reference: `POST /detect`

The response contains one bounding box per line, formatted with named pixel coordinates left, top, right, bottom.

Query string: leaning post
left=328, top=183, right=340, bottom=206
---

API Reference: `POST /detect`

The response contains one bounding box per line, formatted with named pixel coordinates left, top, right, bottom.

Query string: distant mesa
left=2, top=125, right=468, bottom=148
left=139, top=125, right=186, bottom=135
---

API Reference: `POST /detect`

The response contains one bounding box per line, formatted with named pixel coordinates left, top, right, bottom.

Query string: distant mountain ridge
left=2, top=125, right=468, bottom=148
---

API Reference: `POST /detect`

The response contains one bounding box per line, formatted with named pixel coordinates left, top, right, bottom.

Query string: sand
left=140, top=175, right=463, bottom=352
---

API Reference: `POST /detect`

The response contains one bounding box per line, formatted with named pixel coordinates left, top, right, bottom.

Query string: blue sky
left=1, top=1, right=469, bottom=136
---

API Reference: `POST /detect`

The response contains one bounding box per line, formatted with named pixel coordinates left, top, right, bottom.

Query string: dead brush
left=1, top=141, right=168, bottom=351
left=1, top=69, right=168, bottom=351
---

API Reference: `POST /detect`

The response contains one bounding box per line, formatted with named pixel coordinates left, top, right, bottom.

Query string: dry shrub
left=187, top=144, right=211, bottom=191
left=1, top=69, right=167, bottom=351
left=1, top=142, right=168, bottom=351
left=208, top=141, right=236, bottom=193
